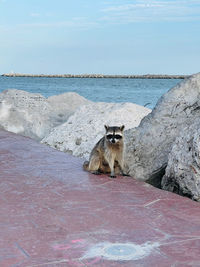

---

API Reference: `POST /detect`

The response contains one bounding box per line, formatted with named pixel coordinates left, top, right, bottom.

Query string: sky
left=0, top=0, right=200, bottom=75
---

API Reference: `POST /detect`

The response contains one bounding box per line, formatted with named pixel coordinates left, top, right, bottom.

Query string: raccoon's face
left=104, top=125, right=125, bottom=144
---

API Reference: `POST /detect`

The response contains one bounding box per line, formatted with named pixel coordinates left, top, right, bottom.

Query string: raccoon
left=83, top=125, right=125, bottom=178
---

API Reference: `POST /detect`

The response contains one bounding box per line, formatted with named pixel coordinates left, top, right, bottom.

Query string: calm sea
left=0, top=76, right=182, bottom=109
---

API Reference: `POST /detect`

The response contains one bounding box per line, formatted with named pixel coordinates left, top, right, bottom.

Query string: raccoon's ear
left=120, top=125, right=125, bottom=131
left=104, top=125, right=108, bottom=131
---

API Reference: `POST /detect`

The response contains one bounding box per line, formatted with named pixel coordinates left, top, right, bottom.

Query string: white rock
left=41, top=102, right=151, bottom=159
left=124, top=73, right=200, bottom=183
left=47, top=92, right=91, bottom=122
left=0, top=89, right=90, bottom=140
left=162, top=119, right=200, bottom=201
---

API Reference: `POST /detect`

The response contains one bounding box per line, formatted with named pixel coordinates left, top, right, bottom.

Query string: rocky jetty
left=0, top=90, right=90, bottom=140
left=2, top=73, right=200, bottom=201
left=124, top=73, right=200, bottom=188
left=1, top=73, right=189, bottom=79
left=41, top=102, right=151, bottom=159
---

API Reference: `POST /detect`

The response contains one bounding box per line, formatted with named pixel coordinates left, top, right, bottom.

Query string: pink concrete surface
left=1, top=129, right=200, bottom=266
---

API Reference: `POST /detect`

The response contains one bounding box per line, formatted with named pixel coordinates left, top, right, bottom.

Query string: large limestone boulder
left=124, top=73, right=200, bottom=184
left=0, top=90, right=51, bottom=140
left=47, top=92, right=91, bottom=122
left=41, top=102, right=151, bottom=159
left=162, top=119, right=200, bottom=201
left=0, top=89, right=90, bottom=140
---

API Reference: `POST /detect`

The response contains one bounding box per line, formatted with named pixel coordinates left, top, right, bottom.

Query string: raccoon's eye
left=106, top=134, right=113, bottom=139
left=115, top=135, right=122, bottom=139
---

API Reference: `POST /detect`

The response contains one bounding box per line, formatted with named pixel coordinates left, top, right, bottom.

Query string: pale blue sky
left=0, top=0, right=200, bottom=75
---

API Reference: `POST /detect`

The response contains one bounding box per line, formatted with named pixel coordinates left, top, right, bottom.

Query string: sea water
left=0, top=76, right=181, bottom=109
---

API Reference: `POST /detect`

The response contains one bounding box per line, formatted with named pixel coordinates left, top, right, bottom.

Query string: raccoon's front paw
left=122, top=172, right=129, bottom=176
left=110, top=175, right=116, bottom=178
left=91, top=170, right=101, bottom=175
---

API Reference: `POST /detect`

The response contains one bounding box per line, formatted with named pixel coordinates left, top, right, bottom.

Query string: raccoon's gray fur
left=83, top=125, right=125, bottom=178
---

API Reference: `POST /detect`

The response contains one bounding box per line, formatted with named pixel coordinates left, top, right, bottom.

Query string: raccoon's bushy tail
left=83, top=161, right=89, bottom=171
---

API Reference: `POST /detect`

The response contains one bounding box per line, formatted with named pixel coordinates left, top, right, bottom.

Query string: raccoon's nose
left=111, top=139, right=115, bottom=143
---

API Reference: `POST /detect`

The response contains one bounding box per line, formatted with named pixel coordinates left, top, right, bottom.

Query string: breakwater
left=1, top=73, right=189, bottom=79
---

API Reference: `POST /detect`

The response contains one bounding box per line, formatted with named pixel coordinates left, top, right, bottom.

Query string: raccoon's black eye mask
left=106, top=134, right=122, bottom=140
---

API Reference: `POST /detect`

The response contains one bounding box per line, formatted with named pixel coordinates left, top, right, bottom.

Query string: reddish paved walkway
left=1, top=129, right=200, bottom=266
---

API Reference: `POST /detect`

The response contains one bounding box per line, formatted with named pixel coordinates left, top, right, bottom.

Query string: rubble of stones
left=1, top=72, right=200, bottom=200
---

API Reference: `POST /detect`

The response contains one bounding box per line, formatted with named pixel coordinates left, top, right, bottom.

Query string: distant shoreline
left=1, top=73, right=189, bottom=79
